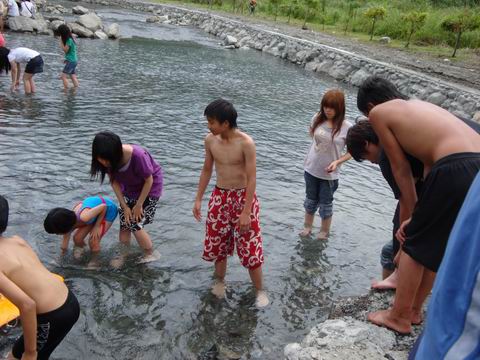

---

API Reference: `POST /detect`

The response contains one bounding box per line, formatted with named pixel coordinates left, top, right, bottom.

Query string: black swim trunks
left=403, top=152, right=480, bottom=272
left=24, top=55, right=44, bottom=74
left=12, top=289, right=80, bottom=360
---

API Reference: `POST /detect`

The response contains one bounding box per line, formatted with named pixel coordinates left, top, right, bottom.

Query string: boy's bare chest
left=211, top=142, right=244, bottom=165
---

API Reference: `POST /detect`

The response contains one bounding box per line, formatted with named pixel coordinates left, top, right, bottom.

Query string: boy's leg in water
left=249, top=266, right=269, bottom=307
left=73, top=225, right=93, bottom=259
left=212, top=259, right=227, bottom=298
left=135, top=229, right=161, bottom=263
left=23, top=73, right=32, bottom=94
left=71, top=74, right=79, bottom=88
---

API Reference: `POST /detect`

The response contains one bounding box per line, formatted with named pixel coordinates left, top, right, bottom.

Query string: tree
left=403, top=11, right=427, bottom=48
left=344, top=0, right=360, bottom=34
left=302, top=0, right=318, bottom=29
left=284, top=0, right=298, bottom=23
left=364, top=6, right=386, bottom=41
left=270, top=0, right=280, bottom=21
left=441, top=12, right=480, bottom=57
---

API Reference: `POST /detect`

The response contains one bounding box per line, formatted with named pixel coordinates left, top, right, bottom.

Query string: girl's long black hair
left=90, top=131, right=124, bottom=184
left=0, top=47, right=11, bottom=74
left=57, top=24, right=75, bottom=46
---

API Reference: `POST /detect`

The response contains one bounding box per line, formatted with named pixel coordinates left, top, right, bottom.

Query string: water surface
left=0, top=4, right=395, bottom=359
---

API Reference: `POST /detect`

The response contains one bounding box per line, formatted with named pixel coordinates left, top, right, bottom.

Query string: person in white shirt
left=20, top=0, right=35, bottom=18
left=6, top=0, right=19, bottom=17
left=0, top=46, right=44, bottom=94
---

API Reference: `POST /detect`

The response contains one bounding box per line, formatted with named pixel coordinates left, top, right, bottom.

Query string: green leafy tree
left=284, top=0, right=298, bottom=23
left=403, top=11, right=427, bottom=48
left=364, top=6, right=386, bottom=40
left=344, top=0, right=359, bottom=34
left=441, top=12, right=480, bottom=57
left=302, top=0, right=318, bottom=29
left=270, top=0, right=281, bottom=21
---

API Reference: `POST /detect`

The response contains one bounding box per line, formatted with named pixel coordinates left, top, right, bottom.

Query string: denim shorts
left=381, top=241, right=395, bottom=271
left=63, top=61, right=77, bottom=75
left=303, top=171, right=339, bottom=218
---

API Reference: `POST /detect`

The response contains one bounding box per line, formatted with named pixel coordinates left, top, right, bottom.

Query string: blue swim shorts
left=63, top=61, right=77, bottom=75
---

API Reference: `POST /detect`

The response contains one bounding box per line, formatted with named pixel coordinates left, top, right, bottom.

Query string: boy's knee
left=303, top=198, right=318, bottom=214
left=318, top=203, right=333, bottom=219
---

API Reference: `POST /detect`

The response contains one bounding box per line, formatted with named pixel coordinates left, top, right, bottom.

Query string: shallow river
left=0, top=3, right=395, bottom=359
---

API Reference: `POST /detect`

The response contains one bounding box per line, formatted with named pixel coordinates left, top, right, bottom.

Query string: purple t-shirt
left=112, top=145, right=163, bottom=199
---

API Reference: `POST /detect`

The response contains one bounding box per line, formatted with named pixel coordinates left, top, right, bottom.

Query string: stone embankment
left=79, top=0, right=480, bottom=121
left=6, top=4, right=120, bottom=40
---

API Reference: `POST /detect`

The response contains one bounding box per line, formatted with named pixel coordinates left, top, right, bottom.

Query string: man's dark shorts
left=403, top=152, right=480, bottom=272
left=25, top=55, right=44, bottom=74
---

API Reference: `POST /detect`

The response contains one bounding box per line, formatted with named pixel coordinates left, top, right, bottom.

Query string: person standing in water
left=57, top=24, right=79, bottom=89
left=0, top=195, right=80, bottom=360
left=0, top=46, right=43, bottom=94
left=90, top=131, right=163, bottom=266
left=300, top=89, right=352, bottom=240
left=193, top=99, right=269, bottom=307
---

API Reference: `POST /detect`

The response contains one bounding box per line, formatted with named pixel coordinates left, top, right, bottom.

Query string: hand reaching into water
left=193, top=200, right=202, bottom=222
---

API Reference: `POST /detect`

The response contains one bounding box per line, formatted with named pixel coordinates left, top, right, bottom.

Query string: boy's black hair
left=346, top=120, right=379, bottom=162
left=204, top=99, right=238, bottom=128
left=0, top=195, right=8, bottom=234
left=90, top=131, right=123, bottom=184
left=357, top=76, right=409, bottom=115
left=0, top=47, right=11, bottom=74
left=44, top=208, right=77, bottom=234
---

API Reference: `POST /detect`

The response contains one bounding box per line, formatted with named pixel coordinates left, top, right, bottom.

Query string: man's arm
left=0, top=272, right=37, bottom=358
left=239, top=137, right=256, bottom=234
left=370, top=107, right=417, bottom=219
left=193, top=136, right=214, bottom=222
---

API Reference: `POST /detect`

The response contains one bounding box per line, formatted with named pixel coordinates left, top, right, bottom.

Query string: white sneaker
left=255, top=290, right=269, bottom=308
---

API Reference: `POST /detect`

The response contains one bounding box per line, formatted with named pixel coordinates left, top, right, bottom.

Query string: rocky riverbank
left=77, top=0, right=479, bottom=121
left=284, top=291, right=421, bottom=360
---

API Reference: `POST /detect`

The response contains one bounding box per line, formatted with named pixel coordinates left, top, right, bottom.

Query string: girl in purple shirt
left=90, top=131, right=163, bottom=265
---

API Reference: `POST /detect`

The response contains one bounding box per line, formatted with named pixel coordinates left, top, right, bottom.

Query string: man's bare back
left=370, top=99, right=480, bottom=169
left=206, top=130, right=255, bottom=189
left=0, top=235, right=68, bottom=314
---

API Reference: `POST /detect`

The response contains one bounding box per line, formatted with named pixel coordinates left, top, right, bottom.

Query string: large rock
left=94, top=30, right=108, bottom=40
left=350, top=68, right=371, bottom=86
left=8, top=16, right=49, bottom=34
left=72, top=5, right=89, bottom=15
left=224, top=35, right=237, bottom=46
left=49, top=20, right=65, bottom=31
left=76, top=12, right=102, bottom=32
left=68, top=22, right=94, bottom=38
left=284, top=318, right=400, bottom=360
left=427, top=92, right=447, bottom=106
left=106, top=23, right=120, bottom=39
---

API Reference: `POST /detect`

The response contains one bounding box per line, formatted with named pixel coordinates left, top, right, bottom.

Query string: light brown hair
left=310, top=89, right=346, bottom=139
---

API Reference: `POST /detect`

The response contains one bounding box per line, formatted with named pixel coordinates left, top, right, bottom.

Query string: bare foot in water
left=110, top=255, right=126, bottom=269
left=211, top=281, right=226, bottom=299
left=316, top=230, right=329, bottom=240
left=73, top=246, right=85, bottom=260
left=367, top=309, right=412, bottom=334
left=299, top=227, right=312, bottom=237
left=255, top=290, right=269, bottom=308
left=138, top=249, right=161, bottom=264
left=371, top=270, right=398, bottom=290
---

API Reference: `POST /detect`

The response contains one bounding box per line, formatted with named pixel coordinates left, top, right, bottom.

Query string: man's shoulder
left=237, top=130, right=255, bottom=145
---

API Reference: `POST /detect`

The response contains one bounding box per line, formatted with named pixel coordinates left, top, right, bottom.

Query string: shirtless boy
left=193, top=99, right=269, bottom=308
left=357, top=76, right=480, bottom=334
left=0, top=195, right=80, bottom=359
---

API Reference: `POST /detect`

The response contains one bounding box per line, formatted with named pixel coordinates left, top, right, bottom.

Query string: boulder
left=146, top=16, right=159, bottom=23
left=7, top=16, right=49, bottom=34
left=426, top=92, right=447, bottom=106
left=224, top=35, right=237, bottom=46
left=72, top=6, right=89, bottom=15
left=106, top=23, right=120, bottom=39
left=94, top=30, right=108, bottom=39
left=349, top=68, right=371, bottom=86
left=48, top=19, right=65, bottom=31
left=76, top=12, right=102, bottom=32
left=379, top=36, right=391, bottom=44
left=68, top=22, right=94, bottom=38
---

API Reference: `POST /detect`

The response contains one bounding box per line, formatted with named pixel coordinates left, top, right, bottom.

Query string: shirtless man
left=357, top=76, right=480, bottom=334
left=0, top=195, right=80, bottom=359
left=193, top=98, right=268, bottom=308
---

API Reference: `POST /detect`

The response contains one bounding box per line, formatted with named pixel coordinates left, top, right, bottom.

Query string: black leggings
left=12, top=290, right=80, bottom=360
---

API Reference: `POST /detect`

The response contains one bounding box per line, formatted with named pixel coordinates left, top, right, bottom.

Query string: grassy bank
left=152, top=0, right=480, bottom=60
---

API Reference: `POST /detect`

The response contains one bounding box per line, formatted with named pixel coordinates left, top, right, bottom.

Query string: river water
left=0, top=3, right=395, bottom=359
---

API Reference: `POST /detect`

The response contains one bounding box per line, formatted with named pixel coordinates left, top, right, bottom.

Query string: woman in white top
left=20, top=0, right=35, bottom=18
left=0, top=46, right=44, bottom=94
left=300, top=89, right=352, bottom=240
left=6, top=0, right=19, bottom=17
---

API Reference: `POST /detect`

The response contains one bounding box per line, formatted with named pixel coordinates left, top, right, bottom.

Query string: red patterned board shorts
left=202, top=186, right=264, bottom=269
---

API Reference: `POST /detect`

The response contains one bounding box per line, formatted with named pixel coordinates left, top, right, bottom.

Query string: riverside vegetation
left=156, top=0, right=480, bottom=59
